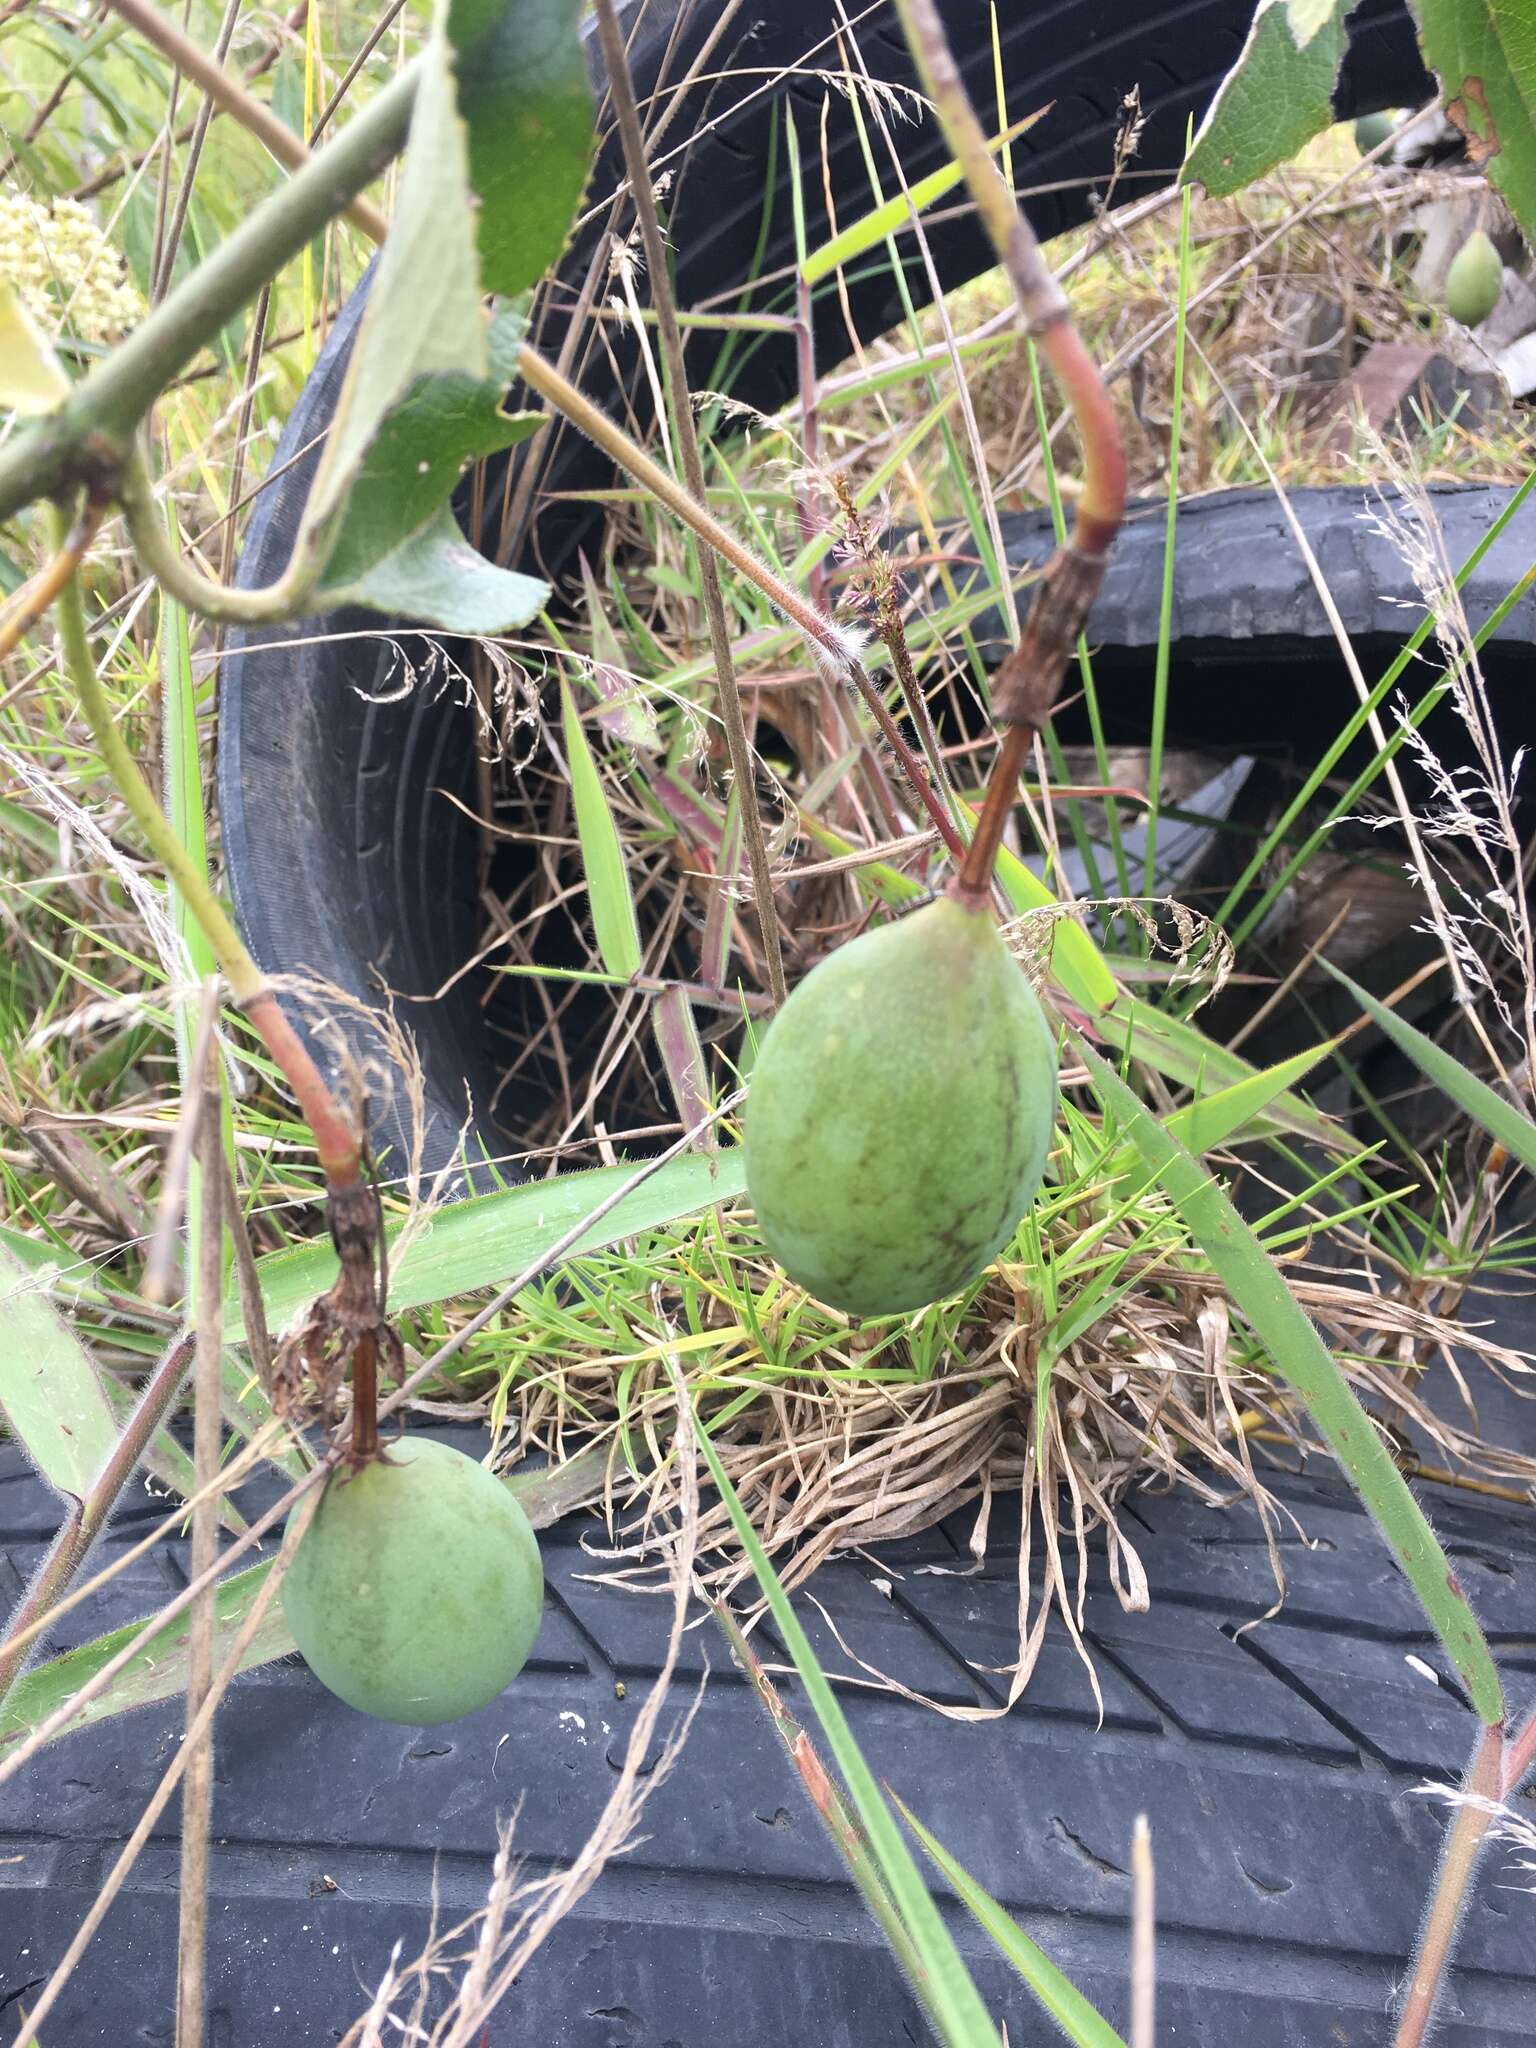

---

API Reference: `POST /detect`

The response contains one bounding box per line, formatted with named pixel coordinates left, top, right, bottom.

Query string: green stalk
left=49, top=507, right=361, bottom=1183
left=1143, top=172, right=1194, bottom=888
left=0, top=63, right=417, bottom=523
left=50, top=507, right=261, bottom=1003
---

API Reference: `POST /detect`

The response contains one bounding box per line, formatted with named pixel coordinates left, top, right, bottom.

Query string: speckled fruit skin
left=282, top=1437, right=544, bottom=1725
left=744, top=897, right=1057, bottom=1317
left=1446, top=231, right=1502, bottom=327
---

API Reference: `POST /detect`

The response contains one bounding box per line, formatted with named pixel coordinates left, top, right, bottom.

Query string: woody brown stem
left=896, top=0, right=1125, bottom=889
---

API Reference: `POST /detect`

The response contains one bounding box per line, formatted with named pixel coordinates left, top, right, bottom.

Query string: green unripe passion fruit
left=743, top=896, right=1057, bottom=1318
left=282, top=1437, right=544, bottom=1724
left=1445, top=231, right=1502, bottom=327
left=1352, top=111, right=1397, bottom=156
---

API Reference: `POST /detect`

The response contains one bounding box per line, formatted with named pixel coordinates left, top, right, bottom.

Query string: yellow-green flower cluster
left=0, top=191, right=143, bottom=343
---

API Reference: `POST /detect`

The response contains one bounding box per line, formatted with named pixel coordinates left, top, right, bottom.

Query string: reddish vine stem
left=895, top=0, right=1125, bottom=902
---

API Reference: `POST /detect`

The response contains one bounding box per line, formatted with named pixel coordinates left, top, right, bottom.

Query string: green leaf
left=0, top=1560, right=292, bottom=1751
left=0, top=279, right=69, bottom=416
left=449, top=0, right=594, bottom=299
left=228, top=1149, right=744, bottom=1343
left=698, top=1422, right=1003, bottom=2048
left=1096, top=993, right=1342, bottom=1148
left=1417, top=0, right=1536, bottom=240
left=1319, top=962, right=1536, bottom=1173
left=1081, top=1041, right=1504, bottom=1726
left=892, top=1796, right=1126, bottom=2048
left=326, top=503, right=550, bottom=634
left=1286, top=0, right=1341, bottom=43
left=577, top=550, right=663, bottom=751
left=560, top=678, right=644, bottom=980
left=0, top=1242, right=119, bottom=1498
left=310, top=21, right=486, bottom=525
left=1162, top=1036, right=1339, bottom=1153
left=317, top=300, right=545, bottom=594
left=1183, top=0, right=1347, bottom=196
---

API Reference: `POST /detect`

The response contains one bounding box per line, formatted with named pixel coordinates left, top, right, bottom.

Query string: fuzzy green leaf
left=228, top=1150, right=744, bottom=1343
left=0, top=279, right=69, bottom=416
left=326, top=503, right=549, bottom=633
left=317, top=299, right=543, bottom=596
left=0, top=1242, right=119, bottom=1499
left=1183, top=0, right=1348, bottom=195
left=1320, top=962, right=1536, bottom=1173
left=1096, top=994, right=1342, bottom=1147
left=1417, top=0, right=1536, bottom=241
left=1083, top=1041, right=1504, bottom=1725
left=305, top=18, right=487, bottom=541
left=449, top=0, right=594, bottom=299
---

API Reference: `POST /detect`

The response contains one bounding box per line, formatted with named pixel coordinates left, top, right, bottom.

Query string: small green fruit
left=1352, top=111, right=1396, bottom=156
left=283, top=1437, right=543, bottom=1724
left=1445, top=231, right=1502, bottom=327
left=743, top=896, right=1057, bottom=1318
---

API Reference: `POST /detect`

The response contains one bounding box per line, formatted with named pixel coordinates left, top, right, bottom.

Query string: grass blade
left=561, top=676, right=642, bottom=980
left=892, top=1793, right=1127, bottom=2048
left=0, top=1241, right=119, bottom=1496
left=1081, top=1041, right=1503, bottom=1725
left=230, top=1149, right=744, bottom=1341
left=0, top=1561, right=291, bottom=1751
left=1319, top=962, right=1536, bottom=1173
left=696, top=1420, right=1002, bottom=2048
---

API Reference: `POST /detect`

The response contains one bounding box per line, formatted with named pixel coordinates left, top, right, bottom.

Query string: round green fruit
left=743, top=896, right=1057, bottom=1318
left=1352, top=111, right=1396, bottom=156
left=282, top=1437, right=544, bottom=1725
left=1445, top=231, right=1502, bottom=327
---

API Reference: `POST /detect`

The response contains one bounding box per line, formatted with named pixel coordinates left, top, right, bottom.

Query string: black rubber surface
left=5, top=1309, right=1535, bottom=2044
left=218, top=0, right=1435, bottom=1184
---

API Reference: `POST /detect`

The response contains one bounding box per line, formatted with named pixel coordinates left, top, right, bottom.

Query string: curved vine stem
left=119, top=447, right=339, bottom=625
left=893, top=0, right=1126, bottom=903
left=48, top=500, right=361, bottom=1186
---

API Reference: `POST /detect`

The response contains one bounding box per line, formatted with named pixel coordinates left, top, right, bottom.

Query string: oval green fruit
left=744, top=896, right=1057, bottom=1317
left=1445, top=231, right=1502, bottom=327
left=283, top=1437, right=544, bottom=1724
left=1352, top=111, right=1396, bottom=156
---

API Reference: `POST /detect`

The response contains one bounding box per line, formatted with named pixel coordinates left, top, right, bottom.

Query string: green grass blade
left=892, top=1795, right=1126, bottom=2048
left=696, top=1422, right=1002, bottom=2048
left=560, top=677, right=642, bottom=980
left=1081, top=1042, right=1503, bottom=1724
left=801, top=109, right=1044, bottom=285
left=0, top=1241, right=119, bottom=1497
left=0, top=1559, right=291, bottom=1750
left=1143, top=168, right=1194, bottom=888
left=230, top=1150, right=745, bottom=1341
left=1319, top=963, right=1536, bottom=1173
left=1097, top=994, right=1341, bottom=1146
left=1153, top=1037, right=1339, bottom=1159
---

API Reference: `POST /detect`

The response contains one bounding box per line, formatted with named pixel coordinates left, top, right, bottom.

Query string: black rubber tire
left=4, top=1324, right=1536, bottom=2046
left=217, top=0, right=1435, bottom=1184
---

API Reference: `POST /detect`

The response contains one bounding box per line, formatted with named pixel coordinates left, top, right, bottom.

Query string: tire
left=4, top=1341, right=1535, bottom=2046
left=217, top=0, right=1435, bottom=1183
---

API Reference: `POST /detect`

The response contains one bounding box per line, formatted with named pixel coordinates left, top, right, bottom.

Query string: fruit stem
left=349, top=1329, right=380, bottom=1463
left=950, top=723, right=1031, bottom=908
left=895, top=0, right=1126, bottom=888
